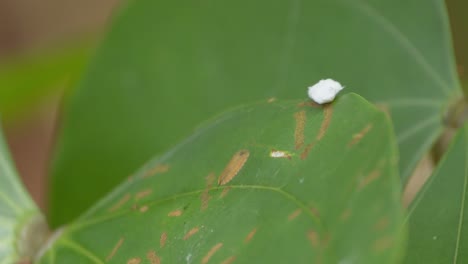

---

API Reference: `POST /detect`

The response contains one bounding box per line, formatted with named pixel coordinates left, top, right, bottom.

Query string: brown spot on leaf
left=201, top=173, right=216, bottom=211
left=160, top=232, right=167, bottom=248
left=147, top=250, right=161, bottom=264
left=309, top=206, right=320, bottom=218
left=201, top=192, right=212, bottom=211
left=144, top=164, right=170, bottom=178
left=108, top=194, right=131, bottom=212
left=297, top=101, right=321, bottom=108
left=127, top=258, right=141, bottom=264
left=244, top=228, right=257, bottom=243
left=106, top=237, right=124, bottom=262
left=168, top=210, right=183, bottom=217
left=202, top=243, right=223, bottom=264
left=299, top=106, right=333, bottom=160
left=139, top=205, right=149, bottom=213
left=374, top=217, right=390, bottom=231
left=373, top=237, right=393, bottom=252
left=288, top=209, right=302, bottom=221
left=375, top=103, right=391, bottom=118
left=221, top=256, right=236, bottom=264
left=358, top=170, right=381, bottom=190
left=307, top=230, right=319, bottom=248
left=205, top=172, right=216, bottom=185
left=300, top=142, right=315, bottom=160
left=183, top=227, right=200, bottom=240
left=348, top=124, right=373, bottom=147
left=218, top=150, right=250, bottom=185
left=220, top=186, right=232, bottom=198
left=135, top=189, right=153, bottom=201
left=294, top=110, right=306, bottom=150
left=316, top=105, right=333, bottom=141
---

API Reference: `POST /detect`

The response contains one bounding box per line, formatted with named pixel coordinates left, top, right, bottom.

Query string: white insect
left=307, top=79, right=344, bottom=104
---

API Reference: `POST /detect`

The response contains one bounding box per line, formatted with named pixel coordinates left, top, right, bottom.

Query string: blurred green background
left=0, top=0, right=466, bottom=212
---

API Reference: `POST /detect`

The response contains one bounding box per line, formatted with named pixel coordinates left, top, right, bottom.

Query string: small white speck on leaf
left=186, top=253, right=192, bottom=263
left=307, top=79, right=344, bottom=104
left=299, top=178, right=304, bottom=184
left=269, top=150, right=292, bottom=158
left=433, top=236, right=437, bottom=240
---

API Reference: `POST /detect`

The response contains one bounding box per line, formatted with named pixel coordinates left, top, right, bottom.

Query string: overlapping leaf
left=40, top=94, right=405, bottom=263
left=0, top=124, right=44, bottom=263
left=405, top=124, right=468, bottom=263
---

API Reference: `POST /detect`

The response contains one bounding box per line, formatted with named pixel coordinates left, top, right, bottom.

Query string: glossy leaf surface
left=41, top=94, right=404, bottom=263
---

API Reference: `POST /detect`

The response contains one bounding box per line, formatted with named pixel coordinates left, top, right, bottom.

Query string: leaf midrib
left=66, top=184, right=323, bottom=233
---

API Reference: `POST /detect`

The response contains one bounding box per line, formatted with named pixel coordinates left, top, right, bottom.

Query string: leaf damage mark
left=183, top=227, right=200, bottom=240
left=202, top=243, right=223, bottom=264
left=300, top=105, right=334, bottom=160
left=297, top=101, right=321, bottom=108
left=288, top=209, right=302, bottom=221
left=267, top=97, right=277, bottom=103
left=220, top=186, right=232, bottom=198
left=373, top=217, right=389, bottom=231
left=309, top=206, right=320, bottom=218
left=201, top=173, right=216, bottom=211
left=135, top=189, right=153, bottom=201
left=358, top=169, right=381, bottom=190
left=160, top=232, right=167, bottom=248
left=294, top=110, right=306, bottom=150
left=106, top=237, right=124, bottom=262
left=307, top=230, right=319, bottom=248
left=373, top=236, right=393, bottom=252
left=139, top=205, right=149, bottom=213
left=244, top=228, right=258, bottom=243
left=348, top=124, right=373, bottom=147
left=127, top=257, right=142, bottom=264
left=300, top=142, right=315, bottom=160
left=144, top=164, right=170, bottom=178
left=108, top=194, right=131, bottom=212
left=218, top=150, right=250, bottom=185
left=221, top=256, right=236, bottom=264
left=168, top=210, right=183, bottom=217
left=316, top=105, right=333, bottom=141
left=375, top=103, right=391, bottom=118
left=147, top=250, right=161, bottom=264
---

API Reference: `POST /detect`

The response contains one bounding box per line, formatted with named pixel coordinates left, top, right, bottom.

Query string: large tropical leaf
left=404, top=124, right=468, bottom=263
left=49, top=0, right=460, bottom=226
left=39, top=94, right=405, bottom=263
left=0, top=124, right=46, bottom=263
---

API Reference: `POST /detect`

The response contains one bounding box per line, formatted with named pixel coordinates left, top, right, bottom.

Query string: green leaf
left=404, top=124, right=468, bottom=263
left=49, top=0, right=460, bottom=226
left=39, top=94, right=405, bottom=263
left=0, top=124, right=47, bottom=263
left=0, top=43, right=91, bottom=121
